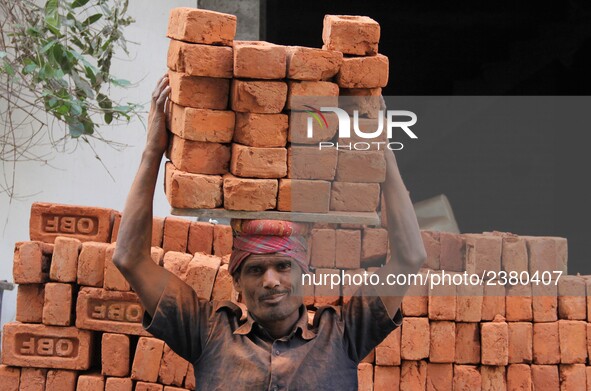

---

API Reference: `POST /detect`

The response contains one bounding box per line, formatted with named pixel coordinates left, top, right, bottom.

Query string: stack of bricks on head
left=0, top=9, right=588, bottom=391
left=164, top=8, right=387, bottom=213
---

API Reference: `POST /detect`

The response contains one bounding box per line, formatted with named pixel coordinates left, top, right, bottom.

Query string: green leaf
left=68, top=118, right=85, bottom=137
left=3, top=63, right=16, bottom=76
left=71, top=0, right=90, bottom=8
left=44, top=0, right=60, bottom=30
left=23, top=63, right=38, bottom=74
left=83, top=14, right=102, bottom=26
left=104, top=111, right=113, bottom=124
left=70, top=100, right=82, bottom=115
left=71, top=72, right=94, bottom=98
left=110, top=78, right=130, bottom=87
left=40, top=40, right=57, bottom=53
left=0, top=51, right=7, bottom=59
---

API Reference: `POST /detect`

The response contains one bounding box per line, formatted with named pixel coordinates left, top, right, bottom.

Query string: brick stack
left=164, top=8, right=388, bottom=214
left=0, top=202, right=232, bottom=390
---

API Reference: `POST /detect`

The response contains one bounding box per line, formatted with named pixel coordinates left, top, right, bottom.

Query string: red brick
left=400, top=360, right=427, bottom=391
left=429, top=321, right=455, bottom=363
left=558, top=275, right=586, bottom=320
left=428, top=274, right=456, bottom=320
left=313, top=268, right=341, bottom=307
left=481, top=365, right=507, bottom=391
left=532, top=283, right=558, bottom=322
left=105, top=377, right=133, bottom=391
left=481, top=317, right=509, bottom=365
left=102, top=333, right=130, bottom=376
left=559, top=320, right=587, bottom=364
left=334, top=229, right=361, bottom=269
left=330, top=182, right=380, bottom=212
left=420, top=231, right=440, bottom=270
left=335, top=150, right=386, bottom=183
left=158, top=344, right=188, bottom=386
left=19, top=368, right=47, bottom=391
left=168, top=135, right=230, bottom=175
left=501, top=234, right=528, bottom=273
left=357, top=362, right=373, bottom=391
left=184, top=364, right=195, bottom=390
left=77, top=242, right=108, bottom=287
left=455, top=322, right=481, bottom=364
left=167, top=40, right=232, bottom=78
left=163, top=252, right=192, bottom=279
left=588, top=367, right=591, bottom=391
left=506, top=284, right=533, bottom=322
left=426, top=363, right=452, bottom=391
left=213, top=224, right=232, bottom=256
left=525, top=236, right=568, bottom=274
left=588, top=323, right=591, bottom=363
left=149, top=248, right=163, bottom=268
left=49, top=236, right=81, bottom=282
left=168, top=70, right=229, bottom=110
left=42, top=282, right=73, bottom=326
left=29, top=202, right=114, bottom=243
left=76, top=374, right=104, bottom=390
left=184, top=253, right=221, bottom=300
left=559, top=364, right=586, bottom=390
left=234, top=112, right=288, bottom=147
left=336, top=54, right=389, bottom=88
left=464, top=234, right=502, bottom=277
left=16, top=284, right=44, bottom=323
left=152, top=217, right=165, bottom=247
left=230, top=79, right=287, bottom=114
left=508, top=322, right=533, bottom=364
left=163, top=386, right=187, bottom=391
left=362, top=350, right=375, bottom=364
left=453, top=365, right=481, bottom=390
left=167, top=7, right=235, bottom=45
left=135, top=382, right=164, bottom=391
left=131, top=337, right=165, bottom=382
left=401, top=270, right=429, bottom=317
left=212, top=263, right=233, bottom=301
left=439, top=232, right=464, bottom=272
left=374, top=366, right=400, bottom=391
left=310, top=228, right=336, bottom=268
left=286, top=46, right=342, bottom=80
left=401, top=317, right=430, bottom=360
left=287, top=110, right=338, bottom=144
left=0, top=365, right=20, bottom=391
left=506, top=364, right=531, bottom=391
left=104, top=243, right=131, bottom=291
left=168, top=103, right=234, bottom=142
left=110, top=212, right=121, bottom=243
left=187, top=221, right=213, bottom=255
left=223, top=174, right=278, bottom=211
left=286, top=80, right=339, bottom=111
left=13, top=241, right=49, bottom=284
left=165, top=162, right=223, bottom=209
left=533, top=322, right=560, bottom=364
left=2, top=322, right=93, bottom=370
left=336, top=116, right=389, bottom=147
left=375, top=327, right=401, bottom=366
left=277, top=179, right=331, bottom=213
left=287, top=145, right=337, bottom=180
left=531, top=365, right=559, bottom=391
left=481, top=282, right=506, bottom=321
left=339, top=88, right=382, bottom=119
left=230, top=143, right=287, bottom=179
left=456, top=284, right=483, bottom=322
left=45, top=369, right=77, bottom=391
left=163, top=217, right=190, bottom=253
left=233, top=40, right=286, bottom=79
left=75, top=287, right=149, bottom=336
left=322, top=15, right=380, bottom=56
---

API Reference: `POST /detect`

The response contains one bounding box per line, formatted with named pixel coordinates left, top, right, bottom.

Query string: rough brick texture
left=16, top=284, right=45, bottom=323
left=131, top=337, right=165, bottom=383
left=233, top=40, right=287, bottom=79
left=330, top=182, right=380, bottom=212
left=168, top=71, right=229, bottom=110
left=49, top=236, right=81, bottom=283
left=223, top=174, right=278, bottom=211
left=165, top=162, right=223, bottom=209
left=167, top=8, right=236, bottom=46
left=230, top=143, right=287, bottom=179
left=287, top=146, right=337, bottom=180
left=77, top=242, right=108, bottom=287
left=231, top=79, right=287, bottom=114
left=286, top=46, right=342, bottom=80
left=168, top=135, right=230, bottom=175
left=168, top=103, right=234, bottom=143
left=277, top=179, right=331, bottom=213
left=322, top=15, right=380, bottom=56
left=102, top=333, right=130, bottom=377
left=167, top=40, right=233, bottom=78
left=234, top=112, right=288, bottom=147
left=42, top=282, right=73, bottom=326
left=336, top=54, right=389, bottom=88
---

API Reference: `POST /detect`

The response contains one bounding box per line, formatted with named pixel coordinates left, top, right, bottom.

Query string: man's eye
left=248, top=266, right=262, bottom=274
left=278, top=262, right=291, bottom=271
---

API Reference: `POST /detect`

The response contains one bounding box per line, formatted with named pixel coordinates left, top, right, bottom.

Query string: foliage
left=0, top=0, right=141, bottom=195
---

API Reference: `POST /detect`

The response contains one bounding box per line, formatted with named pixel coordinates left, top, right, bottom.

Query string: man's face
left=233, top=254, right=303, bottom=325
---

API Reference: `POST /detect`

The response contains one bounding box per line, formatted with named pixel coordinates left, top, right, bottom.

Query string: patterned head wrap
left=228, top=219, right=311, bottom=275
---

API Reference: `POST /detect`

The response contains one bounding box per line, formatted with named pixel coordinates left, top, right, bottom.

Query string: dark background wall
left=264, top=0, right=591, bottom=274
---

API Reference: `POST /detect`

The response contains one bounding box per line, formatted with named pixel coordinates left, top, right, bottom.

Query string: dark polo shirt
left=143, top=275, right=402, bottom=391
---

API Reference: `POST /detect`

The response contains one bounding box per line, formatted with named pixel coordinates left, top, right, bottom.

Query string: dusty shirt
left=142, top=275, right=402, bottom=391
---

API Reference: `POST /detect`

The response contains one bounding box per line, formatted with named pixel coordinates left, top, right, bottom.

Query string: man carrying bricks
left=113, top=75, right=427, bottom=390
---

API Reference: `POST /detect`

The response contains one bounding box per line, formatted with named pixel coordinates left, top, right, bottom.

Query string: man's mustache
left=259, top=289, right=290, bottom=300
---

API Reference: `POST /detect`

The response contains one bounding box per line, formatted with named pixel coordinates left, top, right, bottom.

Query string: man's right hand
left=146, top=73, right=171, bottom=157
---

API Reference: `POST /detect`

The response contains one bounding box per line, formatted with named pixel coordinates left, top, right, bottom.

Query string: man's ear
left=232, top=275, right=242, bottom=293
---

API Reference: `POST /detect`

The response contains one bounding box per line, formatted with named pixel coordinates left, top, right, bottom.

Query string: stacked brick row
left=0, top=202, right=234, bottom=390
left=164, top=8, right=389, bottom=214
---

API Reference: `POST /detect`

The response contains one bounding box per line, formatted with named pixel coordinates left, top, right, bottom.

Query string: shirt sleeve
left=142, top=274, right=213, bottom=363
left=341, top=284, right=403, bottom=363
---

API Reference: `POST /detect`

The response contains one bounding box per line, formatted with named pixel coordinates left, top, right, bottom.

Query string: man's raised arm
left=112, top=74, right=175, bottom=317
left=375, top=148, right=427, bottom=317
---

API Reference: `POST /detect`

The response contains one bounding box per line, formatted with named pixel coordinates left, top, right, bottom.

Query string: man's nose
left=262, top=268, right=281, bottom=289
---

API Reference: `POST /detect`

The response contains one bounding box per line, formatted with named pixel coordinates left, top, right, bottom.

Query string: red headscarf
left=228, top=219, right=311, bottom=275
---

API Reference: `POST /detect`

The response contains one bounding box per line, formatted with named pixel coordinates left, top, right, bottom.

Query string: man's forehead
left=243, top=254, right=294, bottom=266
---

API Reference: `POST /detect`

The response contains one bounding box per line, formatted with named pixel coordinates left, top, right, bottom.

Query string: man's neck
left=252, top=307, right=302, bottom=340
